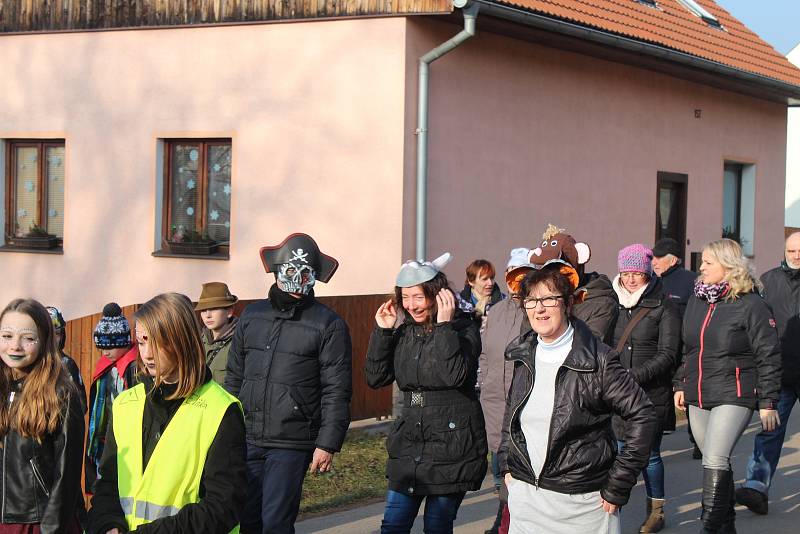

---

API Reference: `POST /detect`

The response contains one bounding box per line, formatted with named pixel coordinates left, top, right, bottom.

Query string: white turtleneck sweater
left=508, top=322, right=621, bottom=534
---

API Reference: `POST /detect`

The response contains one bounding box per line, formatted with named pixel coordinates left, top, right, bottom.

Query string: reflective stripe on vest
left=113, top=381, right=241, bottom=532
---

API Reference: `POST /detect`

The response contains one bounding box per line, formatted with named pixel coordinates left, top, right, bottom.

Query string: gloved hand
left=759, top=408, right=781, bottom=432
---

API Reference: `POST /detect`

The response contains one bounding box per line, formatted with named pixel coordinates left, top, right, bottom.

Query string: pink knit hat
left=618, top=244, right=653, bottom=275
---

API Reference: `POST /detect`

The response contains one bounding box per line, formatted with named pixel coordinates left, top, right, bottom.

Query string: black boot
left=484, top=500, right=503, bottom=534
left=700, top=468, right=733, bottom=533
left=719, top=474, right=737, bottom=534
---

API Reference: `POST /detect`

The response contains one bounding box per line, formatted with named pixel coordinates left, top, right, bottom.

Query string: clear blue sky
left=716, top=0, right=800, bottom=54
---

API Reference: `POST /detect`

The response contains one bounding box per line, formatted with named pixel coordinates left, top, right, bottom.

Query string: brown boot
left=640, top=497, right=665, bottom=533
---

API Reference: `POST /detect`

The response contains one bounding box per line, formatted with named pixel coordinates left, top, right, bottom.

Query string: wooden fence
left=63, top=293, right=393, bottom=421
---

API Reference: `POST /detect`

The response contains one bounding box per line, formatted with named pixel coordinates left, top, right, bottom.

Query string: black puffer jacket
left=365, top=313, right=488, bottom=495
left=497, top=319, right=655, bottom=506
left=0, top=378, right=84, bottom=532
left=611, top=277, right=681, bottom=437
left=225, top=287, right=353, bottom=452
left=574, top=272, right=619, bottom=343
left=659, top=264, right=696, bottom=318
left=675, top=292, right=781, bottom=410
left=761, top=263, right=800, bottom=386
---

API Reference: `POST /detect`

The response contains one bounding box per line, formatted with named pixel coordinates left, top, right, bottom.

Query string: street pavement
left=296, top=407, right=800, bottom=533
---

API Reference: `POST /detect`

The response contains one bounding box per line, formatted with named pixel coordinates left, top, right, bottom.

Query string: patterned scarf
left=694, top=280, right=730, bottom=304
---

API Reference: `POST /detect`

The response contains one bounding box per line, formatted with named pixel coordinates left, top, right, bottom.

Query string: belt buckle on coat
left=411, top=391, right=424, bottom=407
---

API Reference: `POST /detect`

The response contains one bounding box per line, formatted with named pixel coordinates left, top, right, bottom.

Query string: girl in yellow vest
left=0, top=298, right=85, bottom=534
left=87, top=293, right=246, bottom=534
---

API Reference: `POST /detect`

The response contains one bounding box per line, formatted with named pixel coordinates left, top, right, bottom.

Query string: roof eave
left=474, top=0, right=800, bottom=105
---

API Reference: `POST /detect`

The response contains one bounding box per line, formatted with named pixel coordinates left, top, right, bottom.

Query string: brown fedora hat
left=195, top=282, right=238, bottom=312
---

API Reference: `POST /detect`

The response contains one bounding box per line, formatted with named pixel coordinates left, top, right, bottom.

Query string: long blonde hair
left=0, top=298, right=70, bottom=440
left=134, top=293, right=206, bottom=400
left=703, top=239, right=761, bottom=299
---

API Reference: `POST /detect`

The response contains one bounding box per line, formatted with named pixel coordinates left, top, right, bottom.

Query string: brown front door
left=656, top=172, right=688, bottom=261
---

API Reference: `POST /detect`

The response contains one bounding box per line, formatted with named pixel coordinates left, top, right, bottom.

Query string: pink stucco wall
left=0, top=19, right=407, bottom=319
left=403, top=17, right=788, bottom=285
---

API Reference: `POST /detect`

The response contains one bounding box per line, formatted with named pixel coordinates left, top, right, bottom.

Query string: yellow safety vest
left=113, top=380, right=241, bottom=533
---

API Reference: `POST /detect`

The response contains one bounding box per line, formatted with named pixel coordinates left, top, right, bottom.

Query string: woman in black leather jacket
left=497, top=262, right=655, bottom=534
left=0, top=298, right=84, bottom=534
left=366, top=253, right=487, bottom=534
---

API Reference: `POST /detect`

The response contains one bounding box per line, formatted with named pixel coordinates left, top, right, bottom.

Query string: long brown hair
left=393, top=271, right=452, bottom=326
left=134, top=293, right=206, bottom=400
left=0, top=298, right=70, bottom=440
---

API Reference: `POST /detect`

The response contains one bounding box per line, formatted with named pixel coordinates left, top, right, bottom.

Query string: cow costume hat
left=260, top=233, right=339, bottom=294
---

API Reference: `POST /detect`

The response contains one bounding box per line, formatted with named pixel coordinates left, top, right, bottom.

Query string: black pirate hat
left=259, top=233, right=339, bottom=283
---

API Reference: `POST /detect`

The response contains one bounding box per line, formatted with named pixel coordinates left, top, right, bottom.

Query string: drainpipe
left=415, top=1, right=479, bottom=261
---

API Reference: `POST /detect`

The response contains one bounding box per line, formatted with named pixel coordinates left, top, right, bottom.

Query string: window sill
left=0, top=245, right=63, bottom=255
left=152, top=250, right=229, bottom=261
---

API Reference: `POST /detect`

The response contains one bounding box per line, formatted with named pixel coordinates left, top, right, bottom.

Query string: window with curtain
left=163, top=139, right=232, bottom=251
left=4, top=140, right=65, bottom=247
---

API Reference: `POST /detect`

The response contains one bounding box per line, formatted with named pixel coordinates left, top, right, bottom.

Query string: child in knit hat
left=86, top=302, right=139, bottom=494
left=46, top=305, right=87, bottom=413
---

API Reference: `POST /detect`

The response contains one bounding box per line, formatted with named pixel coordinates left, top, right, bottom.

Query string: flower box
left=9, top=235, right=60, bottom=249
left=167, top=240, right=219, bottom=255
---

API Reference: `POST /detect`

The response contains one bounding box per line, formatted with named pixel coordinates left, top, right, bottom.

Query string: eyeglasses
left=0, top=335, right=39, bottom=349
left=522, top=295, right=564, bottom=309
left=620, top=272, right=647, bottom=279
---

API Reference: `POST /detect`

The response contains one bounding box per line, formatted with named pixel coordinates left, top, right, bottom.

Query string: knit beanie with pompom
left=93, top=302, right=131, bottom=349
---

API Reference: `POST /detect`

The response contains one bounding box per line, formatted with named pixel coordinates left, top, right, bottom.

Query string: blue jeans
left=241, top=445, right=313, bottom=534
left=743, top=384, right=800, bottom=496
left=381, top=490, right=465, bottom=534
left=490, top=451, right=502, bottom=488
left=618, top=433, right=665, bottom=499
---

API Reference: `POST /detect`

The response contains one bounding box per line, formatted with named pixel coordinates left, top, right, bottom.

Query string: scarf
left=269, top=283, right=313, bottom=312
left=694, top=280, right=730, bottom=303
left=612, top=275, right=649, bottom=309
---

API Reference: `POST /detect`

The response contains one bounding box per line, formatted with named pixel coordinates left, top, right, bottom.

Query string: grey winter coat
left=479, top=297, right=525, bottom=453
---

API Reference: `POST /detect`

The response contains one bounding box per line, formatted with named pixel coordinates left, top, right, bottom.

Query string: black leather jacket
left=497, top=319, right=656, bottom=506
left=1, top=379, right=85, bottom=533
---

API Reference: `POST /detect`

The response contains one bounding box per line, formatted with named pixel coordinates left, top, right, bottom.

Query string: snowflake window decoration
left=17, top=209, right=27, bottom=217
left=49, top=209, right=58, bottom=217
left=210, top=210, right=220, bottom=221
left=186, top=179, right=196, bottom=190
left=213, top=163, right=221, bottom=172
left=187, top=207, right=194, bottom=216
left=189, top=149, right=199, bottom=162
left=224, top=221, right=230, bottom=228
left=223, top=184, right=231, bottom=196
left=24, top=181, right=35, bottom=193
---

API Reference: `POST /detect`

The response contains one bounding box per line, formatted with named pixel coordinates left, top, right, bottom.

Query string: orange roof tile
left=489, top=0, right=800, bottom=87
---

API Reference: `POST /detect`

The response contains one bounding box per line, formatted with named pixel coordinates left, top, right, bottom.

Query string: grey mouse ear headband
left=395, top=252, right=452, bottom=288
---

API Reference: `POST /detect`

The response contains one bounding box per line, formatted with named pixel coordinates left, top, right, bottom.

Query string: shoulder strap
left=615, top=307, right=651, bottom=353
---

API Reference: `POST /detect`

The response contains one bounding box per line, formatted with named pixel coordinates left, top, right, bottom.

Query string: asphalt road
left=296, top=407, right=800, bottom=533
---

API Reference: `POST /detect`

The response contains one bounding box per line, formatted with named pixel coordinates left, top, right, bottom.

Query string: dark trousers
left=241, top=445, right=313, bottom=534
left=381, top=490, right=465, bottom=534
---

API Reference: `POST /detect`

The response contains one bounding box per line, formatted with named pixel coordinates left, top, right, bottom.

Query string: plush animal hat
left=396, top=253, right=452, bottom=288
left=529, top=224, right=591, bottom=271
left=504, top=247, right=534, bottom=295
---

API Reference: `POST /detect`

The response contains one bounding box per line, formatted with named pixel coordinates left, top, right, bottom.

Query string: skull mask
left=276, top=262, right=317, bottom=295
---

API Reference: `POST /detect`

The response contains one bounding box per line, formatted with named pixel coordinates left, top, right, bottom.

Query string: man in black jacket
left=225, top=234, right=353, bottom=534
left=736, top=232, right=800, bottom=515
left=651, top=237, right=702, bottom=459
left=651, top=238, right=696, bottom=316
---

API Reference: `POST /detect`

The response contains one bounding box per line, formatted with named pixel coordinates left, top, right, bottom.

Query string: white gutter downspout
left=415, top=1, right=479, bottom=261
